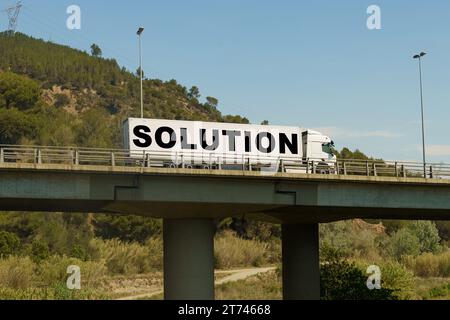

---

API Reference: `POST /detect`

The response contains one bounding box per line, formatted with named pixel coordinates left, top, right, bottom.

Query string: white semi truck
left=123, top=118, right=336, bottom=173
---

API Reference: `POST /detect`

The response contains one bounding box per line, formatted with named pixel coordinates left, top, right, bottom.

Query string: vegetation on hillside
left=0, top=32, right=248, bottom=148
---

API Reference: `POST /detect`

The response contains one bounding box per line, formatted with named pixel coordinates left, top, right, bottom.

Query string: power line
left=20, top=6, right=140, bottom=72
left=3, top=1, right=22, bottom=35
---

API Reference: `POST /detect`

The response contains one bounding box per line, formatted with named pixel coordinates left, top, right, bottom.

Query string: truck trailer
left=123, top=118, right=336, bottom=173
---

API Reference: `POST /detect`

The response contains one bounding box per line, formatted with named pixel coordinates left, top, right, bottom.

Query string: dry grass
left=414, top=277, right=450, bottom=300
left=403, top=251, right=450, bottom=277
left=98, top=272, right=163, bottom=298
left=37, top=256, right=107, bottom=287
left=89, top=237, right=162, bottom=274
left=0, top=256, right=34, bottom=289
left=215, top=268, right=281, bottom=300
left=214, top=231, right=278, bottom=269
left=0, top=255, right=111, bottom=299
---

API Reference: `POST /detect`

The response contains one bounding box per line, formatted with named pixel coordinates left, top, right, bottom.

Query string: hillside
left=0, top=32, right=248, bottom=148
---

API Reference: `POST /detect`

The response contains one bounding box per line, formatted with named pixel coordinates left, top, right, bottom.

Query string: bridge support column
left=163, top=219, right=215, bottom=300
left=282, top=223, right=320, bottom=300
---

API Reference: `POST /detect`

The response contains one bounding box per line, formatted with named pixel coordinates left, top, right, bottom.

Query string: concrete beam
left=163, top=219, right=215, bottom=300
left=2, top=166, right=450, bottom=223
left=282, top=223, right=320, bottom=300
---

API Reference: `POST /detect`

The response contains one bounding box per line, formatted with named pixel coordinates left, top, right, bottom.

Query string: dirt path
left=215, top=267, right=275, bottom=285
left=116, top=267, right=276, bottom=300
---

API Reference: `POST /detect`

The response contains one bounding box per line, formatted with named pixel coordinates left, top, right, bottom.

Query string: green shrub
left=31, top=239, right=50, bottom=262
left=320, top=220, right=385, bottom=260
left=0, top=287, right=52, bottom=300
left=52, top=281, right=74, bottom=300
left=427, top=282, right=450, bottom=299
left=320, top=248, right=395, bottom=300
left=71, top=244, right=88, bottom=261
left=378, top=260, right=415, bottom=300
left=386, top=228, right=421, bottom=259
left=0, top=231, right=20, bottom=257
left=320, top=221, right=354, bottom=256
left=407, top=221, right=441, bottom=254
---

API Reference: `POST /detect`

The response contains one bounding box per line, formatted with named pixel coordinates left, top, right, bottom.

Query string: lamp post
left=137, top=27, right=144, bottom=118
left=413, top=51, right=427, bottom=178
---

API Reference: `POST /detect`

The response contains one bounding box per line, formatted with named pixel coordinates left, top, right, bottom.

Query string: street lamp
left=413, top=51, right=427, bottom=178
left=137, top=27, right=144, bottom=118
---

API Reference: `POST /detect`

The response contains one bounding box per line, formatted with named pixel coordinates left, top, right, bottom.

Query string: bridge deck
left=1, top=161, right=450, bottom=223
left=1, top=162, right=450, bottom=186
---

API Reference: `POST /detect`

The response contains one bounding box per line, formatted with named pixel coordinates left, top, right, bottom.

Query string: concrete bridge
left=1, top=145, right=450, bottom=300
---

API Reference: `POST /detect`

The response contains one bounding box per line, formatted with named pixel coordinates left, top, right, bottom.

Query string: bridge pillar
left=163, top=219, right=215, bottom=300
left=282, top=223, right=320, bottom=300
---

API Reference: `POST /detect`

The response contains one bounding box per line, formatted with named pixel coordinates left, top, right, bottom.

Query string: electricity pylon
left=3, top=1, right=22, bottom=35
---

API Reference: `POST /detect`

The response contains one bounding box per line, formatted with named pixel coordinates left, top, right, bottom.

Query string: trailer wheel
left=202, top=165, right=210, bottom=170
left=185, top=164, right=193, bottom=169
left=168, top=163, right=178, bottom=169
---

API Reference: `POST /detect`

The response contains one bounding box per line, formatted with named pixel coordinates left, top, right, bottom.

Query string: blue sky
left=2, top=0, right=450, bottom=162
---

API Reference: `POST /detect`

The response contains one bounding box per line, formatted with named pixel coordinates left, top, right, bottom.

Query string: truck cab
left=302, top=130, right=336, bottom=165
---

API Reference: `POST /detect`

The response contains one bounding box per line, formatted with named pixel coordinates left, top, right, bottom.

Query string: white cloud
left=315, top=127, right=402, bottom=139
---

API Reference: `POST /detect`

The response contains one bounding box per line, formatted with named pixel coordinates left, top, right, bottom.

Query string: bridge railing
left=1, top=144, right=450, bottom=180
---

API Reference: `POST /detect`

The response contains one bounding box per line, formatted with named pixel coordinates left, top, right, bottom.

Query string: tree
left=407, top=221, right=441, bottom=254
left=386, top=228, right=421, bottom=259
left=435, top=221, right=450, bottom=243
left=384, top=221, right=441, bottom=259
left=0, top=108, right=40, bottom=144
left=94, top=214, right=162, bottom=243
left=90, top=43, right=102, bottom=57
left=222, top=114, right=250, bottom=124
left=338, top=147, right=370, bottom=160
left=76, top=108, right=113, bottom=148
left=188, top=86, right=200, bottom=99
left=261, top=120, right=269, bottom=125
left=205, top=96, right=218, bottom=109
left=0, top=72, right=40, bottom=110
left=136, top=67, right=144, bottom=79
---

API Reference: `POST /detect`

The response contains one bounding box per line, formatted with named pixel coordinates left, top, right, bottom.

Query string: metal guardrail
left=0, top=144, right=449, bottom=180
